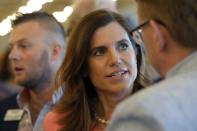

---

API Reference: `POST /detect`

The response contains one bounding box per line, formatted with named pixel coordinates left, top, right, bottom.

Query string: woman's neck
left=96, top=91, right=130, bottom=120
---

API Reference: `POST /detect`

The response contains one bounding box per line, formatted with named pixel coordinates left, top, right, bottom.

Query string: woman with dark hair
left=43, top=9, right=143, bottom=131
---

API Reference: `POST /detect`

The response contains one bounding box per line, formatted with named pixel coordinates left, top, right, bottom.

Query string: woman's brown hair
left=54, top=9, right=143, bottom=131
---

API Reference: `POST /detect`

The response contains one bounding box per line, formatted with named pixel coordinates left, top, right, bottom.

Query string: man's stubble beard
left=19, top=50, right=53, bottom=90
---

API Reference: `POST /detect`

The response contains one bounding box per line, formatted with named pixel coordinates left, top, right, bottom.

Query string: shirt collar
left=52, top=86, right=63, bottom=104
left=166, top=51, right=197, bottom=78
left=17, top=88, right=30, bottom=108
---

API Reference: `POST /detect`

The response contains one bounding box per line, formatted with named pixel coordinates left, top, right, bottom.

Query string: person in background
left=0, top=11, right=65, bottom=131
left=0, top=49, right=21, bottom=100
left=107, top=0, right=197, bottom=131
left=65, top=0, right=117, bottom=37
left=43, top=9, right=143, bottom=131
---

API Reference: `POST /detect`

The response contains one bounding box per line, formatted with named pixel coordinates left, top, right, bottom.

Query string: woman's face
left=88, top=21, right=137, bottom=98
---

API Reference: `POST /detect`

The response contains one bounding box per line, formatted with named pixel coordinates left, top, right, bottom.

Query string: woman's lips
left=106, top=70, right=129, bottom=77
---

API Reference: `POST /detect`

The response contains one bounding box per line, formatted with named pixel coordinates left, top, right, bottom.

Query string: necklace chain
left=95, top=114, right=110, bottom=125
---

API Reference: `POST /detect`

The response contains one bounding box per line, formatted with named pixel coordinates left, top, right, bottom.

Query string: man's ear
left=149, top=20, right=167, bottom=52
left=51, top=43, right=61, bottom=61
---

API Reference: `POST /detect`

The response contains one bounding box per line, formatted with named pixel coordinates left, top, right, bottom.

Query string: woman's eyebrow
left=90, top=46, right=106, bottom=52
left=116, top=39, right=129, bottom=44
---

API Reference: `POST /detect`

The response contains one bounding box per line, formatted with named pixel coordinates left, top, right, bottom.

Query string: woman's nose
left=109, top=50, right=122, bottom=67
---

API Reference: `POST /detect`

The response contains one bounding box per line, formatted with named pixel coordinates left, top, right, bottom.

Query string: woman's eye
left=91, top=47, right=106, bottom=56
left=118, top=43, right=129, bottom=51
left=93, top=49, right=105, bottom=56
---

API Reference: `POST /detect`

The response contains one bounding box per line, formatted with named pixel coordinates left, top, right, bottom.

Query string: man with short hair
left=107, top=0, right=197, bottom=130
left=0, top=11, right=65, bottom=131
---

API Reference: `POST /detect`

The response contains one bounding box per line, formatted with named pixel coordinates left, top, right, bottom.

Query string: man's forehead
left=10, top=22, right=46, bottom=40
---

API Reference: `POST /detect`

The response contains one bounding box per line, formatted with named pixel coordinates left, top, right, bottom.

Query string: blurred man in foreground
left=107, top=0, right=197, bottom=131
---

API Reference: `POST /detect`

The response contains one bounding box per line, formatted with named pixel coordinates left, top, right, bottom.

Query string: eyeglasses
left=130, top=20, right=149, bottom=46
left=130, top=19, right=166, bottom=46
